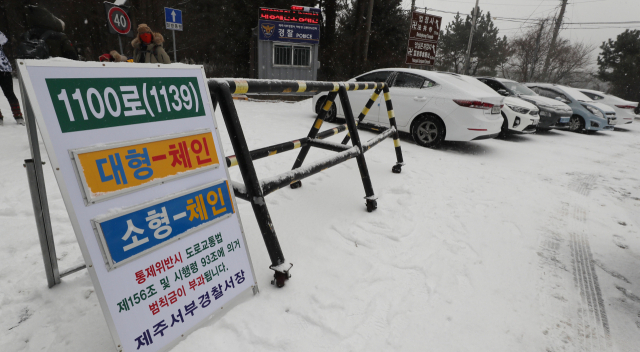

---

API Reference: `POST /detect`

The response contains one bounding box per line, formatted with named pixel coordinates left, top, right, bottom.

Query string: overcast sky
left=400, top=0, right=640, bottom=65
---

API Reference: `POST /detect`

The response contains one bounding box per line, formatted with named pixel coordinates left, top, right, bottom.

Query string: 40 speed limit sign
left=105, top=2, right=134, bottom=37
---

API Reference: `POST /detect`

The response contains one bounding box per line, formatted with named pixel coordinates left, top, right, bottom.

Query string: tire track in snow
left=537, top=174, right=611, bottom=351
left=570, top=230, right=611, bottom=351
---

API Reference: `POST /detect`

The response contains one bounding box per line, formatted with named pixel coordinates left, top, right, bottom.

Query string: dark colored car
left=477, top=77, right=573, bottom=130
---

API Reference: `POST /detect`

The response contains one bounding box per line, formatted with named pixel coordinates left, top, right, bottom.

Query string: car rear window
left=355, top=71, right=393, bottom=83
left=393, top=72, right=425, bottom=88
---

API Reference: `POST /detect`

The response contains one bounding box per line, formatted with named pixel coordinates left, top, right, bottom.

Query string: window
left=273, top=44, right=311, bottom=66
left=393, top=72, right=425, bottom=88
left=355, top=71, right=394, bottom=83
left=422, top=79, right=437, bottom=88
left=582, top=91, right=604, bottom=100
left=483, top=79, right=506, bottom=93
left=274, top=45, right=292, bottom=65
left=536, top=87, right=567, bottom=101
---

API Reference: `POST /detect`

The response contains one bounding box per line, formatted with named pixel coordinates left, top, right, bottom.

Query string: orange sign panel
left=73, top=130, right=219, bottom=203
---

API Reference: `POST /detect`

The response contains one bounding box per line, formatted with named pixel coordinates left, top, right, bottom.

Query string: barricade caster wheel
left=271, top=271, right=290, bottom=288
left=290, top=181, right=302, bottom=189
left=366, top=199, right=377, bottom=212
left=392, top=164, right=402, bottom=173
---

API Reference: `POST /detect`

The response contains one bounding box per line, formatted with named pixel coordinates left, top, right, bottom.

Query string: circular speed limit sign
left=108, top=7, right=131, bottom=35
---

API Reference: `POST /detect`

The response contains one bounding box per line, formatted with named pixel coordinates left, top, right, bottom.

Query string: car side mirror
left=555, top=97, right=569, bottom=104
left=497, top=89, right=510, bottom=96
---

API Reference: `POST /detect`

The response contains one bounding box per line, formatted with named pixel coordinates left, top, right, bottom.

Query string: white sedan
left=578, top=88, right=638, bottom=125
left=312, top=68, right=504, bottom=148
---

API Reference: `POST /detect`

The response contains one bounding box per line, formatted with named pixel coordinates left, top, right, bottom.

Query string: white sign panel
left=17, top=60, right=257, bottom=352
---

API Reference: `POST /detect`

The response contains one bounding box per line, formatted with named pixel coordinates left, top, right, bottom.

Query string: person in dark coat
left=0, top=31, right=24, bottom=126
left=111, top=24, right=171, bottom=64
left=17, top=5, right=78, bottom=61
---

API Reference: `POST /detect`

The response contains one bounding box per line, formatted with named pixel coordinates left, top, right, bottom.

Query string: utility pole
left=541, top=0, right=568, bottom=81
left=462, top=0, right=480, bottom=75
left=529, top=19, right=546, bottom=82
left=363, top=0, right=375, bottom=62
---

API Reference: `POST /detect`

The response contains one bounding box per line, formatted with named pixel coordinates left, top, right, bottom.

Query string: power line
left=422, top=7, right=640, bottom=25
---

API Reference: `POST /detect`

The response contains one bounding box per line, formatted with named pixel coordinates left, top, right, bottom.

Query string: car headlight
left=583, top=105, right=604, bottom=118
left=539, top=110, right=551, bottom=117
left=506, top=104, right=529, bottom=114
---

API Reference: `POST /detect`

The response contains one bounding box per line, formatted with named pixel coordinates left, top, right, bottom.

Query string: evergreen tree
left=333, top=0, right=409, bottom=79
left=598, top=29, right=640, bottom=102
left=436, top=8, right=508, bottom=76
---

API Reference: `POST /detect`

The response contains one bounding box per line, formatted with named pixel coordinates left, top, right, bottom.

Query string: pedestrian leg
left=0, top=72, right=23, bottom=122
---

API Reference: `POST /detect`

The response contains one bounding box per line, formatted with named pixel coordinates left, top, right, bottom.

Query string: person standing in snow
left=110, top=24, right=171, bottom=64
left=0, top=31, right=24, bottom=126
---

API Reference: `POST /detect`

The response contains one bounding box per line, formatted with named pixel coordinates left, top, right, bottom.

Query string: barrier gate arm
left=340, top=85, right=404, bottom=173
left=337, top=85, right=377, bottom=211
left=208, top=78, right=403, bottom=287
left=209, top=80, right=290, bottom=287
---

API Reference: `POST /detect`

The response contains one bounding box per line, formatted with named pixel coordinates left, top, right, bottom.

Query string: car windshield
left=502, top=81, right=537, bottom=96
left=558, top=86, right=594, bottom=103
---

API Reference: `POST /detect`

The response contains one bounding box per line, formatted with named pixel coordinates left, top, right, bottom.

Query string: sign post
left=104, top=2, right=134, bottom=55
left=17, top=60, right=257, bottom=352
left=405, top=11, right=442, bottom=67
left=164, top=7, right=183, bottom=63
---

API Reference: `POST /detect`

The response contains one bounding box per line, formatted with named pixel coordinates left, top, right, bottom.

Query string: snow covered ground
left=2, top=77, right=640, bottom=351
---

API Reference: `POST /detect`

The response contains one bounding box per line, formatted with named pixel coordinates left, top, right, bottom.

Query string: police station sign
left=17, top=61, right=257, bottom=352
left=258, top=19, right=320, bottom=44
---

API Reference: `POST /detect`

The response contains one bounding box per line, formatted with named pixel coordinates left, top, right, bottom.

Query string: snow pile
left=2, top=77, right=640, bottom=351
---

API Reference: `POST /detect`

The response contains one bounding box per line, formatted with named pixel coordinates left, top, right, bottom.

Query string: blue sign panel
left=258, top=20, right=320, bottom=44
left=96, top=180, right=234, bottom=267
left=164, top=7, right=183, bottom=31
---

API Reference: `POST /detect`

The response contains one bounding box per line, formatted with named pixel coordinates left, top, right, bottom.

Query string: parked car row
left=312, top=68, right=639, bottom=148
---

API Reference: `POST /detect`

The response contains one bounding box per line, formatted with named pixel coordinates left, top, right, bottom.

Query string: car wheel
left=498, top=112, right=509, bottom=138
left=315, top=96, right=337, bottom=123
left=568, top=115, right=585, bottom=132
left=411, top=115, right=445, bottom=148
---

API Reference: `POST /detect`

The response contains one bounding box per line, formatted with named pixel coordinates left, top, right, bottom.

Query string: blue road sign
left=95, top=180, right=234, bottom=267
left=164, top=7, right=183, bottom=31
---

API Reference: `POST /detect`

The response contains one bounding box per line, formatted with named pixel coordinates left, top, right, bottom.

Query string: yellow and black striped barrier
left=224, top=79, right=386, bottom=95
left=207, top=78, right=403, bottom=288
left=382, top=86, right=404, bottom=172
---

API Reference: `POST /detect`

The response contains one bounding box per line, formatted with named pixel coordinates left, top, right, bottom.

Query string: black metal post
left=338, top=86, right=378, bottom=212
left=383, top=86, right=404, bottom=173
left=226, top=138, right=309, bottom=167
left=306, top=139, right=352, bottom=152
left=210, top=81, right=290, bottom=287
left=341, top=87, right=383, bottom=145
left=316, top=124, right=348, bottom=140
left=261, top=147, right=360, bottom=196
left=289, top=90, right=339, bottom=189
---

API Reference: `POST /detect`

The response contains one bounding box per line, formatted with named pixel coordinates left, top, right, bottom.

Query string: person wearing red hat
left=111, top=24, right=171, bottom=64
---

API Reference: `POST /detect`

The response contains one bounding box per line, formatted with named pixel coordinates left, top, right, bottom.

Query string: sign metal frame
left=17, top=60, right=258, bottom=352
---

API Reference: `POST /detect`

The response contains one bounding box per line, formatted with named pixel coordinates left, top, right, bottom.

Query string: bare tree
left=504, top=17, right=594, bottom=84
